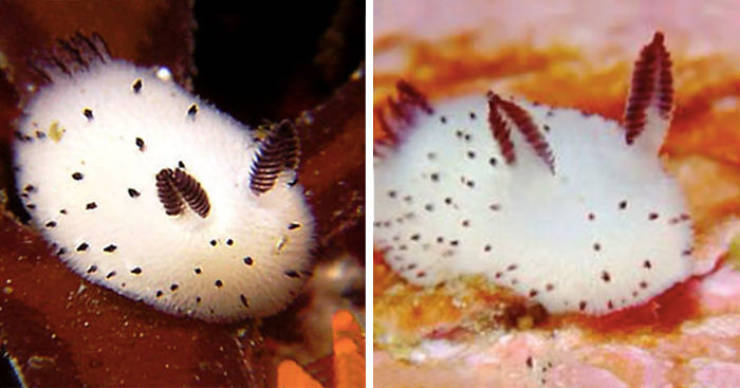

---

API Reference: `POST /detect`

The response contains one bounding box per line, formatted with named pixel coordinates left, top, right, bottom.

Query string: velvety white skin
left=375, top=94, right=694, bottom=315
left=15, top=61, right=315, bottom=322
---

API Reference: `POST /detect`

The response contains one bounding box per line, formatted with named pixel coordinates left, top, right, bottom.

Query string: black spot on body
left=135, top=137, right=145, bottom=151
left=156, top=290, right=163, bottom=297
left=170, top=284, right=179, bottom=291
left=440, top=116, right=447, bottom=124
left=285, top=270, right=300, bottom=278
left=86, top=202, right=97, bottom=210
left=226, top=239, right=234, bottom=246
left=106, top=271, right=116, bottom=279
left=178, top=160, right=186, bottom=169
left=132, top=79, right=142, bottom=93
left=469, top=112, right=476, bottom=119
left=601, top=271, right=611, bottom=282
left=83, top=108, right=93, bottom=120
left=187, top=103, right=198, bottom=116
left=103, top=244, right=117, bottom=253
left=619, top=200, right=627, bottom=210
left=210, top=240, right=217, bottom=246
left=288, top=222, right=301, bottom=230
left=215, top=280, right=223, bottom=287
left=45, top=221, right=56, bottom=228
left=194, top=267, right=202, bottom=274
left=643, top=260, right=652, bottom=269
left=72, top=172, right=83, bottom=181
left=76, top=242, right=88, bottom=252
left=648, top=212, right=659, bottom=220
left=86, top=265, right=97, bottom=273
left=128, top=188, right=140, bottom=198
left=130, top=267, right=142, bottom=275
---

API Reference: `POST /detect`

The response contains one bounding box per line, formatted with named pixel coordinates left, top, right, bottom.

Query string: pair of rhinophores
left=375, top=32, right=697, bottom=315
left=13, top=34, right=315, bottom=322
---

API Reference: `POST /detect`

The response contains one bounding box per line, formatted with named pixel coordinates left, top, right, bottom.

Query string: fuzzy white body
left=375, top=94, right=694, bottom=315
left=15, top=61, right=314, bottom=322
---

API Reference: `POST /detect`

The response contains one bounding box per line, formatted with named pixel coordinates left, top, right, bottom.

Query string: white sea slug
left=13, top=34, right=315, bottom=322
left=375, top=32, right=696, bottom=315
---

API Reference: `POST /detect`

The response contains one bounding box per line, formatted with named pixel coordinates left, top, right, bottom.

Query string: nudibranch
left=374, top=32, right=696, bottom=315
left=13, top=34, right=315, bottom=322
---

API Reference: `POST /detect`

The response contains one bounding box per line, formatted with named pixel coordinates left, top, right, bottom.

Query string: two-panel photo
left=0, top=1, right=738, bottom=387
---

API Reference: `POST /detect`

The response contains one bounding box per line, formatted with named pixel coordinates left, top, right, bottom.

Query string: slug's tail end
left=30, top=32, right=111, bottom=84
left=374, top=80, right=434, bottom=155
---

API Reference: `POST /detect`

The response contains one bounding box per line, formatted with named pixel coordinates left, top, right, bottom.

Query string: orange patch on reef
left=573, top=277, right=701, bottom=334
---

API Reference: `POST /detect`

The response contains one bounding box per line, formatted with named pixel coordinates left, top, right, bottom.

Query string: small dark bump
left=427, top=152, right=436, bottom=160
left=410, top=234, right=420, bottom=241
left=194, top=268, right=202, bottom=274
left=619, top=200, right=627, bottom=210
left=86, top=265, right=97, bottom=274
left=463, top=134, right=471, bottom=141
left=416, top=271, right=426, bottom=278
left=226, top=239, right=234, bottom=246
left=76, top=242, right=88, bottom=252
left=543, top=124, right=550, bottom=132
left=132, top=79, right=143, bottom=93
left=156, top=290, right=163, bottom=297
left=484, top=244, right=491, bottom=252
left=178, top=160, right=186, bottom=169
left=86, top=202, right=97, bottom=210
left=588, top=213, right=595, bottom=221
left=469, top=112, right=476, bottom=119
left=507, top=264, right=518, bottom=271
left=56, top=247, right=66, bottom=255
left=403, top=195, right=412, bottom=203
left=489, top=204, right=501, bottom=211
left=170, top=284, right=179, bottom=291
left=285, top=270, right=300, bottom=278
left=135, top=137, right=145, bottom=151
left=45, top=221, right=57, bottom=228
left=106, top=271, right=116, bottom=279
left=240, top=294, right=248, bottom=307
left=545, top=284, right=554, bottom=291
left=210, top=240, right=217, bottom=246
left=436, top=237, right=444, bottom=243
left=529, top=289, right=538, bottom=297
left=455, top=130, right=463, bottom=138
left=215, top=280, right=223, bottom=287
left=388, top=190, right=397, bottom=198
left=23, top=184, right=35, bottom=193
left=195, top=296, right=202, bottom=303
left=103, top=244, right=117, bottom=253
left=440, top=116, right=447, bottom=124
left=83, top=108, right=93, bottom=120
left=467, top=151, right=475, bottom=159
left=639, top=281, right=648, bottom=289
left=130, top=267, right=142, bottom=275
left=72, top=172, right=84, bottom=180
left=425, top=204, right=434, bottom=211
left=450, top=240, right=459, bottom=246
left=60, top=209, right=67, bottom=214
left=601, top=271, right=611, bottom=282
left=643, top=260, right=652, bottom=269
left=128, top=188, right=140, bottom=198
left=648, top=212, right=659, bottom=220
left=430, top=173, right=439, bottom=182
left=607, top=300, right=614, bottom=310
left=593, top=243, right=601, bottom=251
left=243, top=256, right=253, bottom=265
left=444, top=197, right=452, bottom=205
left=26, top=203, right=36, bottom=210
left=489, top=157, right=497, bottom=166
left=466, top=180, right=475, bottom=188
left=288, top=222, right=301, bottom=230
left=187, top=103, right=198, bottom=116
left=579, top=301, right=587, bottom=311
